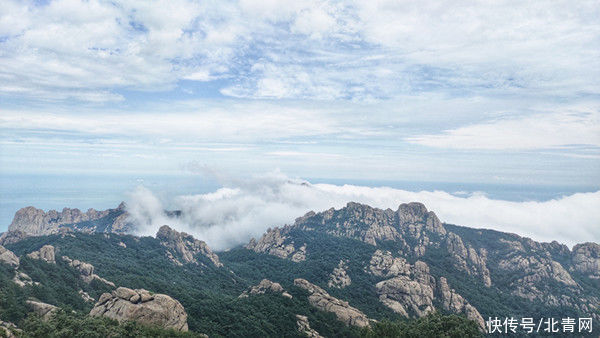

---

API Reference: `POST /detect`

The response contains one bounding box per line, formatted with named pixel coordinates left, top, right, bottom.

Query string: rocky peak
left=294, top=278, right=370, bottom=327
left=397, top=202, right=446, bottom=235
left=90, top=287, right=188, bottom=331
left=156, top=225, right=222, bottom=267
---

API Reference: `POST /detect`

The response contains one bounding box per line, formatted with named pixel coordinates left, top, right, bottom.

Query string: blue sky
left=1, top=0, right=599, bottom=185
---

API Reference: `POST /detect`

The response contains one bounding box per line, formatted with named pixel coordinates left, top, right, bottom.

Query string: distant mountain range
left=0, top=202, right=598, bottom=337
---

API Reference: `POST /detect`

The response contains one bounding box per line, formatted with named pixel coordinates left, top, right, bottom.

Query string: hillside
left=0, top=201, right=598, bottom=337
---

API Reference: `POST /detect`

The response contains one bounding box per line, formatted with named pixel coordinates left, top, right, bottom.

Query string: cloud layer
left=1, top=0, right=598, bottom=102
left=127, top=172, right=600, bottom=251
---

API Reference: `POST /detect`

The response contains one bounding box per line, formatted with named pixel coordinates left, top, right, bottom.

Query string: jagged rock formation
left=90, top=287, right=188, bottom=331
left=156, top=225, right=222, bottom=267
left=294, top=278, right=370, bottom=327
left=4, top=202, right=131, bottom=241
left=239, top=279, right=293, bottom=299
left=328, top=260, right=351, bottom=288
left=246, top=228, right=307, bottom=262
left=571, top=242, right=600, bottom=279
left=27, top=245, right=56, bottom=264
left=295, top=202, right=446, bottom=248
left=375, top=260, right=436, bottom=318
left=0, top=245, right=19, bottom=267
left=446, top=232, right=491, bottom=287
left=62, top=256, right=116, bottom=287
left=296, top=315, right=324, bottom=338
left=26, top=299, right=58, bottom=321
left=369, top=251, right=485, bottom=329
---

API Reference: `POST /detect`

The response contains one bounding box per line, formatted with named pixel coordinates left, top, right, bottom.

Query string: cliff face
left=2, top=203, right=132, bottom=244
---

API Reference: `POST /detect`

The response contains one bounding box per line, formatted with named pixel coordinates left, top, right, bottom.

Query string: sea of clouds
left=126, top=172, right=599, bottom=251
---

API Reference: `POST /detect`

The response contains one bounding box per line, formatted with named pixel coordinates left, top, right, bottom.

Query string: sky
left=0, top=1, right=599, bottom=245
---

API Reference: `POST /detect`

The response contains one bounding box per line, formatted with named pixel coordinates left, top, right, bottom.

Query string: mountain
left=0, top=201, right=598, bottom=337
left=1, top=203, right=131, bottom=244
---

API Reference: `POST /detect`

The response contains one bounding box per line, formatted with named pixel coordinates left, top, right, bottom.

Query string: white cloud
left=1, top=0, right=597, bottom=102
left=127, top=172, right=600, bottom=250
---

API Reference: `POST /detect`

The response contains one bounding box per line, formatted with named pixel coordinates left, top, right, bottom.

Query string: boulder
left=90, top=287, right=188, bottom=331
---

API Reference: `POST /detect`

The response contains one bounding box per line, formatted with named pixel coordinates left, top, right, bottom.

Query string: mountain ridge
left=1, top=200, right=598, bottom=336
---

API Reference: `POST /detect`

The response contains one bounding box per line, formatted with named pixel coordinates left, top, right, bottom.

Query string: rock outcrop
left=328, top=260, right=352, bottom=288
left=294, top=278, right=370, bottom=327
left=27, top=245, right=56, bottom=264
left=0, top=321, right=20, bottom=337
left=156, top=225, right=222, bottom=267
left=0, top=245, right=19, bottom=267
left=0, top=230, right=27, bottom=246
left=375, top=260, right=436, bottom=318
left=498, top=251, right=578, bottom=305
left=13, top=271, right=38, bottom=287
left=62, top=256, right=116, bottom=287
left=90, top=287, right=188, bottom=331
left=79, top=290, right=95, bottom=302
left=368, top=250, right=411, bottom=277
left=446, top=233, right=492, bottom=287
left=571, top=242, right=600, bottom=279
left=26, top=299, right=58, bottom=321
left=246, top=228, right=307, bottom=262
left=369, top=253, right=485, bottom=329
left=438, top=277, right=486, bottom=329
left=296, top=315, right=324, bottom=338
left=239, top=279, right=292, bottom=299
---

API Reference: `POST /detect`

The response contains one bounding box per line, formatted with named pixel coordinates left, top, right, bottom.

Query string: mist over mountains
left=123, top=173, right=599, bottom=250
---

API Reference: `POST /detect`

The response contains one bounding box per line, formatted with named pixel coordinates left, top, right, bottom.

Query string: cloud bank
left=126, top=172, right=600, bottom=251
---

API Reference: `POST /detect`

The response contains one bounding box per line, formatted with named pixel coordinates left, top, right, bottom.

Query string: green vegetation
left=360, top=312, right=482, bottom=338
left=18, top=310, right=202, bottom=338
left=2, top=220, right=596, bottom=337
